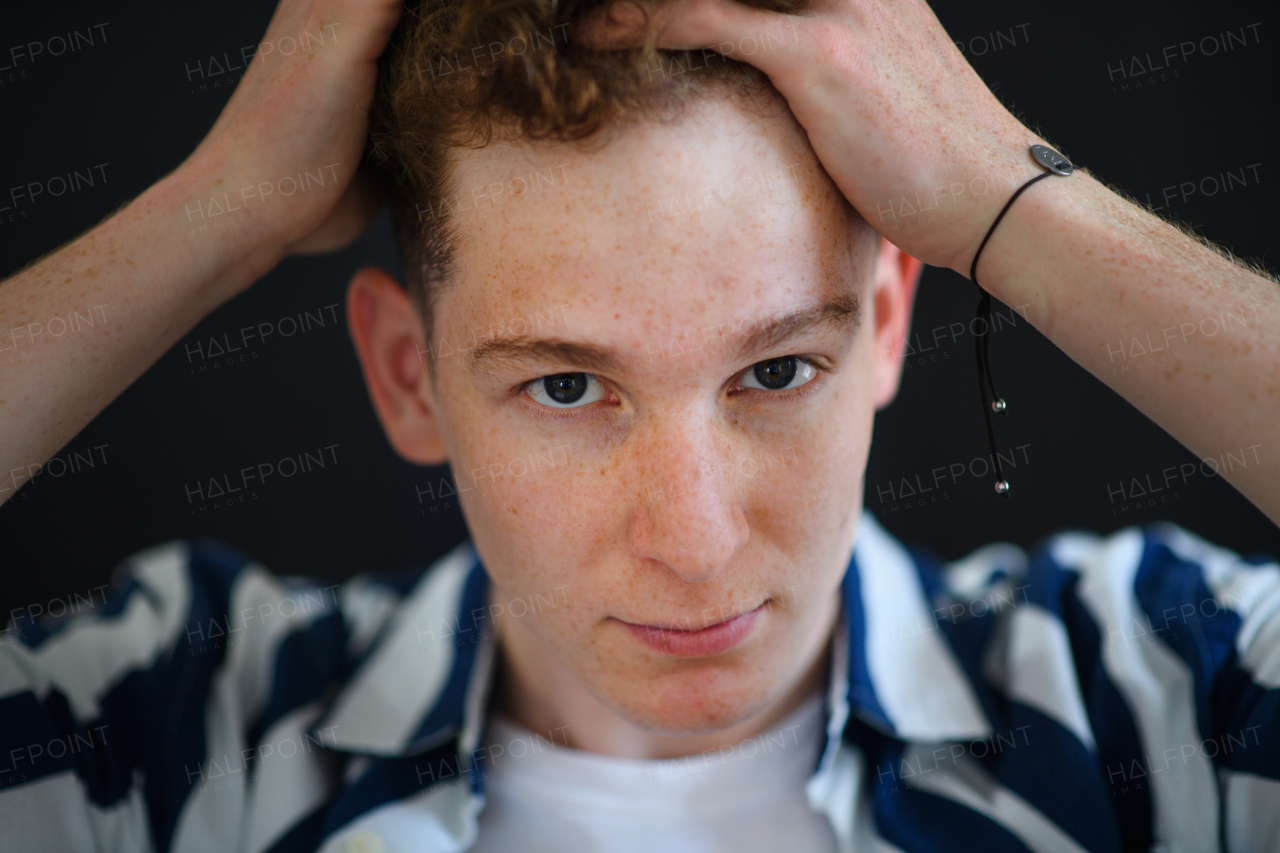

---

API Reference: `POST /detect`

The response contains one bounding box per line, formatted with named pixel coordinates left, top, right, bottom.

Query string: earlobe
left=346, top=267, right=449, bottom=466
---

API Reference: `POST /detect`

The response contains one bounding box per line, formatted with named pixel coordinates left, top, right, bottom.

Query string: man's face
left=352, top=94, right=918, bottom=736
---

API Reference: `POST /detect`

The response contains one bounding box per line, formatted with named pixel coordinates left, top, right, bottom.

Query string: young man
left=1, top=0, right=1277, bottom=851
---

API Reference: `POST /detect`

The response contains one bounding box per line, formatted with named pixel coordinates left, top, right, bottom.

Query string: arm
left=586, top=0, right=1280, bottom=523
left=0, top=0, right=402, bottom=505
left=981, top=170, right=1278, bottom=521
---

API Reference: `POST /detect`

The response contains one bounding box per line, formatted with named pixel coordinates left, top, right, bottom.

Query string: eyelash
left=517, top=356, right=829, bottom=420
left=518, top=375, right=616, bottom=422
left=729, top=356, right=828, bottom=400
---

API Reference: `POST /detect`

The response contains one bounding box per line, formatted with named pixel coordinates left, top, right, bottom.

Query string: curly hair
left=367, top=0, right=805, bottom=332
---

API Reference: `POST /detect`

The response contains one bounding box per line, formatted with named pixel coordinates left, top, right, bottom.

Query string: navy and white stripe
left=2, top=515, right=1278, bottom=852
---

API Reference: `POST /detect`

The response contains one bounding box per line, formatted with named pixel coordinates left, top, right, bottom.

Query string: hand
left=582, top=0, right=1047, bottom=273
left=0, top=0, right=406, bottom=503
left=183, top=0, right=403, bottom=264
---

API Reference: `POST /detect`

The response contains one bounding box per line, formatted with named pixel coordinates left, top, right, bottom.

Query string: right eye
left=738, top=356, right=819, bottom=392
left=526, top=373, right=606, bottom=409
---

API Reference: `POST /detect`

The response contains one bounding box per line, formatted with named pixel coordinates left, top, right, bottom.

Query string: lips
left=616, top=603, right=766, bottom=657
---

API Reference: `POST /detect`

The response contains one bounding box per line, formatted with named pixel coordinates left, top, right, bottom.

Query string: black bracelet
left=970, top=144, right=1077, bottom=495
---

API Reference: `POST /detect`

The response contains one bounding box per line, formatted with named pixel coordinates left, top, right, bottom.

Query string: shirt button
left=346, top=831, right=385, bottom=853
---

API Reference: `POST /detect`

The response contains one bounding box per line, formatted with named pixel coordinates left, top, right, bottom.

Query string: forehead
left=438, top=95, right=869, bottom=341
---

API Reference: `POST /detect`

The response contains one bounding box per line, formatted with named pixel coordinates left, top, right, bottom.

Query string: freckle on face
left=429, top=93, right=881, bottom=734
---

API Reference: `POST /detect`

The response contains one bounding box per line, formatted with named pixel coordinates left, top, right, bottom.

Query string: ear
left=870, top=237, right=924, bottom=409
left=346, top=267, right=448, bottom=465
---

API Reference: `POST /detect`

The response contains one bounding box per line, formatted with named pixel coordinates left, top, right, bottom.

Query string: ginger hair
left=367, top=0, right=804, bottom=331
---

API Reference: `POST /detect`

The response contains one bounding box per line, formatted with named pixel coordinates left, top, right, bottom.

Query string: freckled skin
left=368, top=92, right=919, bottom=757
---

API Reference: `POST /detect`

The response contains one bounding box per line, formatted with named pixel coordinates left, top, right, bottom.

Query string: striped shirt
left=2, top=513, right=1278, bottom=852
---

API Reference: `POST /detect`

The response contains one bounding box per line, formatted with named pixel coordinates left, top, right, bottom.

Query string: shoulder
left=948, top=521, right=1280, bottom=731
left=2, top=539, right=431, bottom=714
left=908, top=520, right=1279, bottom=628
left=1021, top=522, right=1280, bottom=626
left=876, top=517, right=1280, bottom=712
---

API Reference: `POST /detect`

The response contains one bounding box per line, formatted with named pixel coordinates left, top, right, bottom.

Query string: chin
left=596, top=657, right=781, bottom=736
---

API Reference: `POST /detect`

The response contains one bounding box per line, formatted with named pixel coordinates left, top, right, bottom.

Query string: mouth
left=614, top=603, right=767, bottom=657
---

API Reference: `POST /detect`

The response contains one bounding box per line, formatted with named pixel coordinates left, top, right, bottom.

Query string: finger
left=576, top=0, right=651, bottom=49
left=652, top=0, right=790, bottom=51
left=579, top=0, right=806, bottom=78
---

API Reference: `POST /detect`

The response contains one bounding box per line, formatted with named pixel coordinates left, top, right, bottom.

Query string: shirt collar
left=318, top=512, right=991, bottom=760
left=839, top=513, right=992, bottom=743
left=318, top=542, right=495, bottom=756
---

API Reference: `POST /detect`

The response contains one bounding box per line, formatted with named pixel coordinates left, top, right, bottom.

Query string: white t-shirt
left=470, top=692, right=839, bottom=852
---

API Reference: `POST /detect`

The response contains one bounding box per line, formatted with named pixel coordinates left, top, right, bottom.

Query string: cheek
left=757, top=352, right=875, bottom=501
left=470, top=458, right=619, bottom=561
left=742, top=359, right=875, bottom=587
left=442, top=411, right=627, bottom=619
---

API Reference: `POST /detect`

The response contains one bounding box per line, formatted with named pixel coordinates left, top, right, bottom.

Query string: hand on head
left=578, top=0, right=1046, bottom=272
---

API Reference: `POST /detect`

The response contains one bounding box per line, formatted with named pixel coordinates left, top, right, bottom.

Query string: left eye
left=526, top=373, right=607, bottom=409
left=739, top=356, right=818, bottom=391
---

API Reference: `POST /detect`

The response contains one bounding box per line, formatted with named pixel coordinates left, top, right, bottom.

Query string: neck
left=489, top=587, right=839, bottom=760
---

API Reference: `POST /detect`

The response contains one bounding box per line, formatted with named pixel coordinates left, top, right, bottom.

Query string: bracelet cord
left=968, top=160, right=1067, bottom=496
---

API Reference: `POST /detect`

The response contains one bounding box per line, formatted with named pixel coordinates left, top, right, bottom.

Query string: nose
left=627, top=417, right=750, bottom=585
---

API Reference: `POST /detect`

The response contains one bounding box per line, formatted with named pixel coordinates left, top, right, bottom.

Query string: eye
left=739, top=356, right=818, bottom=391
left=526, top=373, right=607, bottom=409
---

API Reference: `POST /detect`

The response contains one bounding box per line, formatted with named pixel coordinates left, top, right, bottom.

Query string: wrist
left=158, top=157, right=290, bottom=306
left=964, top=165, right=1110, bottom=318
left=924, top=133, right=1056, bottom=276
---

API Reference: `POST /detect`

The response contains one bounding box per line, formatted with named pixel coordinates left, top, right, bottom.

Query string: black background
left=2, top=0, right=1277, bottom=623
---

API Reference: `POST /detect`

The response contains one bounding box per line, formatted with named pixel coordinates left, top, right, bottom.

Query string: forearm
left=0, top=164, right=281, bottom=504
left=0, top=0, right=398, bottom=506
left=980, top=171, right=1280, bottom=522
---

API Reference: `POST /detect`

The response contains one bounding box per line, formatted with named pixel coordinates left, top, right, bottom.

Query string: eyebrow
left=469, top=338, right=621, bottom=377
left=467, top=295, right=861, bottom=377
left=729, top=295, right=860, bottom=364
